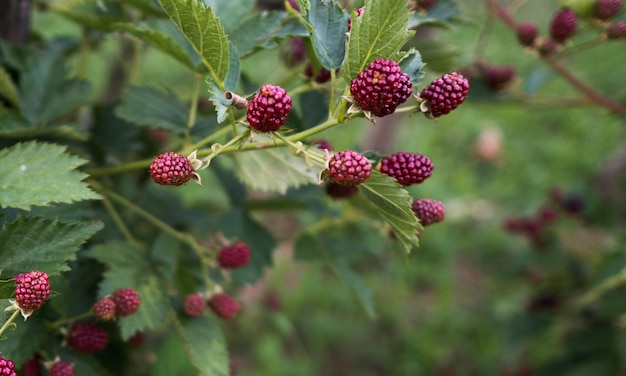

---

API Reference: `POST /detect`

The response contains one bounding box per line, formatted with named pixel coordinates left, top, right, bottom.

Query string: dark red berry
left=347, top=6, right=365, bottom=31
left=149, top=152, right=194, bottom=186
left=594, top=0, right=622, bottom=20
left=0, top=358, right=16, bottom=376
left=481, top=63, right=516, bottom=92
left=350, top=58, right=412, bottom=117
left=411, top=199, right=445, bottom=226
left=13, top=270, right=51, bottom=312
left=550, top=8, right=577, bottom=43
left=516, top=21, right=538, bottom=47
left=305, top=63, right=332, bottom=83
left=21, top=354, right=41, bottom=376
left=48, top=361, right=74, bottom=376
left=67, top=321, right=109, bottom=353
left=607, top=20, right=626, bottom=39
left=313, top=139, right=333, bottom=151
left=111, top=288, right=141, bottom=317
left=246, top=84, right=292, bottom=132
left=92, top=298, right=116, bottom=321
left=380, top=152, right=434, bottom=186
left=218, top=241, right=251, bottom=269
left=325, top=181, right=359, bottom=199
left=420, top=72, right=470, bottom=118
left=209, top=293, right=240, bottom=319
left=327, top=150, right=372, bottom=186
left=183, top=293, right=206, bottom=317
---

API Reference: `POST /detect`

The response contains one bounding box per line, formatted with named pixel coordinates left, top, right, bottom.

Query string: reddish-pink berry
left=305, top=63, right=332, bottom=83
left=209, top=293, right=240, bottom=319
left=594, top=0, right=623, bottom=20
left=183, top=293, right=206, bottom=317
left=313, top=139, right=333, bottom=151
left=218, top=241, right=251, bottom=269
left=246, top=84, right=292, bottom=132
left=516, top=21, right=538, bottom=47
left=111, top=288, right=141, bottom=317
left=0, top=358, right=16, bottom=376
left=350, top=58, right=412, bottom=117
left=67, top=321, right=109, bottom=353
left=347, top=6, right=365, bottom=31
left=92, top=298, right=116, bottom=321
left=48, top=361, right=74, bottom=376
left=21, top=354, right=41, bottom=376
left=607, top=20, right=626, bottom=39
left=411, top=199, right=445, bottom=226
left=550, top=8, right=577, bottom=43
left=325, top=182, right=359, bottom=199
left=13, top=270, right=51, bottom=311
left=482, top=63, right=516, bottom=92
left=420, top=72, right=470, bottom=118
left=380, top=152, right=434, bottom=186
left=149, top=152, right=194, bottom=186
left=327, top=150, right=372, bottom=186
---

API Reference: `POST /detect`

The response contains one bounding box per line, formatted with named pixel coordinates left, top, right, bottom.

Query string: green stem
left=578, top=267, right=626, bottom=306
left=87, top=158, right=154, bottom=177
left=273, top=132, right=326, bottom=165
left=100, top=194, right=140, bottom=247
left=47, top=311, right=93, bottom=330
left=187, top=74, right=202, bottom=132
left=195, top=130, right=250, bottom=164
left=182, top=125, right=233, bottom=155
left=0, top=310, right=20, bottom=337
left=288, top=82, right=314, bottom=97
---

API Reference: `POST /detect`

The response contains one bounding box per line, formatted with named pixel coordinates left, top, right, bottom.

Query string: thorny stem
left=0, top=310, right=20, bottom=337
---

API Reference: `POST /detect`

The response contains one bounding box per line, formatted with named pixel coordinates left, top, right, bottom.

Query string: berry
left=594, top=0, right=622, bottom=20
left=92, top=298, right=116, bottom=321
left=607, top=20, right=626, bottom=39
left=347, top=6, right=365, bottom=31
left=13, top=270, right=51, bottom=312
left=0, top=358, right=16, bottom=376
left=305, top=63, right=331, bottom=83
left=350, top=58, right=412, bottom=117
left=327, top=150, right=372, bottom=186
left=111, top=288, right=141, bottom=317
left=380, top=152, right=434, bottom=186
left=48, top=361, right=74, bottom=376
left=411, top=199, right=445, bottom=226
left=209, top=293, right=240, bottom=319
left=419, top=72, right=470, bottom=118
left=149, top=152, right=194, bottom=186
left=67, top=321, right=109, bottom=353
left=183, top=293, right=206, bottom=317
left=22, top=354, right=41, bottom=376
left=218, top=241, right=251, bottom=269
left=325, top=181, right=359, bottom=199
left=313, top=139, right=333, bottom=151
left=550, top=8, right=577, bottom=43
left=417, top=0, right=437, bottom=10
left=246, top=84, right=292, bottom=132
left=481, top=63, right=516, bottom=92
left=516, top=21, right=538, bottom=47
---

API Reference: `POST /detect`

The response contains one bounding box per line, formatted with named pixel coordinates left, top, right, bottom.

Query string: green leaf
left=0, top=141, right=100, bottom=210
left=0, top=279, right=15, bottom=300
left=207, top=80, right=231, bottom=124
left=224, top=44, right=241, bottom=91
left=231, top=147, right=322, bottom=194
left=408, top=0, right=460, bottom=29
left=560, top=0, right=597, bottom=17
left=398, top=48, right=425, bottom=86
left=0, top=66, right=20, bottom=110
left=0, top=108, right=89, bottom=140
left=0, top=312, right=46, bottom=365
left=125, top=0, right=167, bottom=16
left=115, top=86, right=189, bottom=133
left=202, top=0, right=256, bottom=33
left=0, top=216, right=103, bottom=276
left=332, top=259, right=376, bottom=319
left=52, top=0, right=126, bottom=31
left=117, top=275, right=172, bottom=340
left=307, top=0, right=349, bottom=70
left=159, top=0, right=230, bottom=82
left=175, top=314, right=229, bottom=376
left=359, top=171, right=420, bottom=254
left=341, top=0, right=414, bottom=84
left=152, top=334, right=198, bottom=376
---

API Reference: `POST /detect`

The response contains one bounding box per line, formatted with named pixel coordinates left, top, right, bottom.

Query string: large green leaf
left=0, top=279, right=15, bottom=300
left=307, top=0, right=348, bottom=70
left=152, top=334, right=198, bottom=376
left=159, top=0, right=230, bottom=82
left=175, top=314, right=229, bottom=376
left=202, top=0, right=255, bottom=33
left=0, top=216, right=103, bottom=276
left=0, top=141, right=100, bottom=210
left=115, top=85, right=189, bottom=133
left=341, top=0, right=414, bottom=83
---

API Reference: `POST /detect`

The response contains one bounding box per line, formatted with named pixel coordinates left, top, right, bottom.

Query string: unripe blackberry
left=411, top=199, right=445, bottom=226
left=380, top=152, right=434, bottom=186
left=350, top=58, right=412, bottom=117
left=209, top=293, right=240, bottom=319
left=0, top=358, right=16, bottom=376
left=305, top=63, right=331, bottom=83
left=48, top=361, right=74, bottom=376
left=149, top=152, right=194, bottom=186
left=516, top=21, right=538, bottom=46
left=67, top=321, right=109, bottom=353
left=347, top=6, right=365, bottom=31
left=111, top=288, right=141, bottom=317
left=325, top=182, right=359, bottom=199
left=594, top=0, right=623, bottom=20
left=246, top=84, right=292, bottom=132
left=550, top=8, right=577, bottom=43
left=482, top=64, right=516, bottom=92
left=217, top=242, right=251, bottom=269
left=607, top=20, right=626, bottom=39
left=419, top=72, right=470, bottom=118
left=92, top=298, right=116, bottom=321
left=327, top=150, right=372, bottom=186
left=13, top=270, right=51, bottom=312
left=183, top=293, right=206, bottom=317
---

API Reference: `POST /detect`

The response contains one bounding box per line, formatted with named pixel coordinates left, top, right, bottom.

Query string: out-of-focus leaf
left=115, top=85, right=189, bottom=133
left=307, top=0, right=348, bottom=70
left=202, top=0, right=256, bottom=33
left=175, top=314, right=229, bottom=376
left=52, top=0, right=126, bottom=31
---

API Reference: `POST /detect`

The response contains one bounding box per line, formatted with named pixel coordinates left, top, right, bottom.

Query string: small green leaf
left=0, top=279, right=15, bottom=300
left=202, top=0, right=255, bottom=33
left=52, top=0, right=126, bottom=31
left=398, top=48, right=425, bottom=86
left=159, top=0, right=230, bottom=82
left=0, top=66, right=20, bottom=110
left=359, top=171, right=420, bottom=254
left=207, top=80, right=231, bottom=124
left=307, top=0, right=349, bottom=70
left=115, top=86, right=189, bottom=133
left=0, top=141, right=100, bottom=210
left=341, top=0, right=414, bottom=83
left=0, top=216, right=103, bottom=277
left=175, top=314, right=229, bottom=376
left=332, top=259, right=376, bottom=319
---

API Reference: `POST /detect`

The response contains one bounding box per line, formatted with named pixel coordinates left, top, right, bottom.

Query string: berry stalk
left=0, top=310, right=20, bottom=338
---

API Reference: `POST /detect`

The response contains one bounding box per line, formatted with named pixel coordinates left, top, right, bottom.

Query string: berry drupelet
left=217, top=242, right=251, bottom=269
left=246, top=84, right=292, bottom=132
left=419, top=72, right=470, bottom=118
left=149, top=152, right=196, bottom=186
left=0, top=358, right=17, bottom=376
left=48, top=361, right=74, bottom=376
left=411, top=199, right=445, bottom=226
left=516, top=21, right=538, bottom=47
left=380, top=152, right=434, bottom=186
left=326, top=150, right=372, bottom=186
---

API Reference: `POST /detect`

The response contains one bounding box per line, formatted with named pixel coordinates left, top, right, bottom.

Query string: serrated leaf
left=398, top=48, right=425, bottom=86
left=52, top=0, right=126, bottom=31
left=115, top=85, right=189, bottom=133
left=0, top=279, right=15, bottom=299
left=307, top=0, right=348, bottom=70
left=202, top=0, right=255, bottom=33
left=0, top=216, right=103, bottom=276
left=152, top=334, right=198, bottom=376
left=0, top=313, right=46, bottom=365
left=175, top=314, right=229, bottom=376
left=159, top=0, right=230, bottom=82
left=332, top=259, right=376, bottom=319
left=560, top=0, right=597, bottom=17
left=207, top=80, right=231, bottom=123
left=231, top=147, right=322, bottom=194
left=0, top=66, right=20, bottom=110
left=341, top=0, right=414, bottom=83
left=408, top=0, right=460, bottom=29
left=359, top=171, right=420, bottom=254
left=0, top=141, right=100, bottom=210
left=118, top=275, right=171, bottom=339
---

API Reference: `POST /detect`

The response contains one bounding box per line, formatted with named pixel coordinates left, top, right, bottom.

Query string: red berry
left=550, top=8, right=577, bottom=43
left=305, top=63, right=332, bottom=84
left=111, top=288, right=141, bottom=317
left=13, top=270, right=51, bottom=312
left=411, top=199, right=445, bottom=226
left=67, top=321, right=108, bottom=353
left=516, top=21, right=538, bottom=47
left=347, top=6, right=365, bottom=31
left=21, top=354, right=41, bottom=376
left=325, top=181, right=359, bottom=199
left=48, top=361, right=74, bottom=376
left=0, top=358, right=16, bottom=376
left=350, top=58, right=412, bottom=117
left=594, top=0, right=622, bottom=20
left=183, top=293, right=206, bottom=317
left=607, top=20, right=626, bottom=39
left=149, top=152, right=195, bottom=186
left=327, top=150, right=372, bottom=186
left=246, top=84, right=292, bottom=132
left=218, top=242, right=251, bottom=269
left=420, top=72, right=470, bottom=118
left=209, top=293, right=240, bottom=319
left=380, top=152, right=434, bottom=186
left=92, top=298, right=116, bottom=321
left=481, top=63, right=516, bottom=92
left=313, top=139, right=333, bottom=151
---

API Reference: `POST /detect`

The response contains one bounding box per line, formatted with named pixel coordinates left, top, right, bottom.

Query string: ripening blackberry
left=411, top=199, right=445, bottom=226
left=419, top=72, right=469, bottom=118
left=246, top=85, right=292, bottom=132
left=516, top=22, right=538, bottom=47
left=149, top=152, right=198, bottom=186
left=183, top=293, right=206, bottom=318
left=111, top=288, right=141, bottom=317
left=325, top=182, right=359, bottom=199
left=92, top=298, right=116, bottom=321
left=326, top=150, right=372, bottom=186
left=0, top=358, right=16, bottom=376
left=607, top=21, right=626, bottom=39
left=209, top=293, right=240, bottom=319
left=13, top=270, right=51, bottom=313
left=481, top=63, right=516, bottom=92
left=67, top=321, right=109, bottom=353
left=217, top=242, right=251, bottom=269
left=380, top=152, right=434, bottom=186
left=594, top=0, right=623, bottom=21
left=550, top=8, right=577, bottom=43
left=48, top=361, right=74, bottom=376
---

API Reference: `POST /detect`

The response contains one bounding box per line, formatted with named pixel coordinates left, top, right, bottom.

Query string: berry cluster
left=48, top=361, right=74, bottom=376
left=149, top=152, right=196, bottom=186
left=0, top=358, right=16, bottom=376
left=462, top=60, right=516, bottom=93
left=183, top=293, right=206, bottom=318
left=411, top=199, right=445, bottom=227
left=209, top=293, right=240, bottom=319
left=13, top=270, right=51, bottom=313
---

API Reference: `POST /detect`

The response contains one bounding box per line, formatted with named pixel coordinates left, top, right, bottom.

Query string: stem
left=578, top=267, right=626, bottom=306
left=87, top=158, right=154, bottom=177
left=195, top=130, right=250, bottom=164
left=273, top=132, right=327, bottom=165
left=78, top=31, right=90, bottom=80
left=182, top=125, right=233, bottom=155
left=100, top=194, right=140, bottom=247
left=187, top=74, right=202, bottom=131
left=47, top=311, right=93, bottom=330
left=0, top=310, right=20, bottom=337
